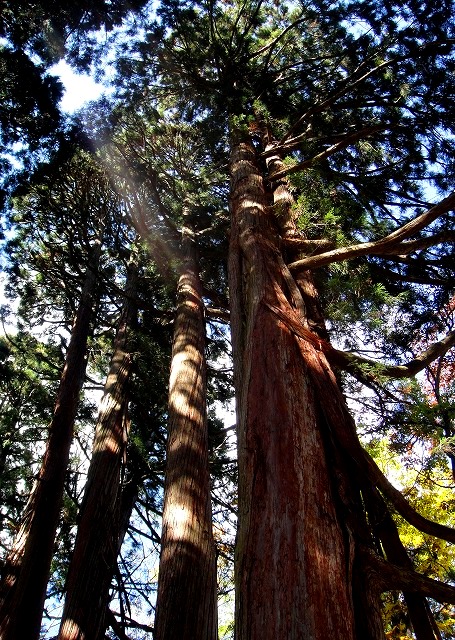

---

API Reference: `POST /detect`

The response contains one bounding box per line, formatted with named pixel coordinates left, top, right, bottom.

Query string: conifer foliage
left=1, top=1, right=455, bottom=639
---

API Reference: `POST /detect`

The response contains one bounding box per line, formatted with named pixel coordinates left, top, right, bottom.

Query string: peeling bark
left=229, top=135, right=356, bottom=640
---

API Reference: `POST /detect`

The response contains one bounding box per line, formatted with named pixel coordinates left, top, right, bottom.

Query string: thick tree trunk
left=229, top=135, right=356, bottom=640
left=0, top=244, right=101, bottom=640
left=58, top=256, right=138, bottom=640
left=154, top=221, right=218, bottom=640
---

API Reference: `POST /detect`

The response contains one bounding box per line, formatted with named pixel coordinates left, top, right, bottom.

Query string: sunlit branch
left=332, top=330, right=455, bottom=380
left=288, top=192, right=455, bottom=272
left=282, top=237, right=336, bottom=253
left=205, top=306, right=230, bottom=322
left=359, top=445, right=455, bottom=544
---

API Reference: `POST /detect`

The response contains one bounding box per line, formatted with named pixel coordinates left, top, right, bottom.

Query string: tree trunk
left=154, top=218, right=218, bottom=640
left=229, top=134, right=356, bottom=640
left=58, top=255, right=138, bottom=640
left=0, top=243, right=101, bottom=640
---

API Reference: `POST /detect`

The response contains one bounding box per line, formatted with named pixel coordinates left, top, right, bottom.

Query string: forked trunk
left=154, top=220, right=218, bottom=640
left=0, top=243, right=101, bottom=640
left=229, top=135, right=356, bottom=640
left=58, top=256, right=138, bottom=640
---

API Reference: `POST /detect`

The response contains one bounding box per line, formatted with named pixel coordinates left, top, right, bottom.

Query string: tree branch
left=332, top=329, right=455, bottom=380
left=282, top=237, right=336, bottom=254
left=269, top=125, right=387, bottom=180
left=266, top=125, right=388, bottom=160
left=370, top=265, right=449, bottom=287
left=288, top=192, right=455, bottom=272
left=205, top=306, right=230, bottom=322
left=360, top=546, right=455, bottom=604
left=278, top=38, right=455, bottom=145
left=249, top=17, right=306, bottom=59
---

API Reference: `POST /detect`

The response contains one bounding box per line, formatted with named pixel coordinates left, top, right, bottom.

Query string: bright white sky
left=50, top=60, right=107, bottom=113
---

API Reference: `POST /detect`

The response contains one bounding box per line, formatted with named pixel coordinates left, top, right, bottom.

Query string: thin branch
left=205, top=307, right=230, bottom=322
left=278, top=38, right=455, bottom=145
left=371, top=265, right=449, bottom=287
left=269, top=125, right=388, bottom=180
left=358, top=443, right=455, bottom=544
left=249, top=17, right=306, bottom=59
left=266, top=125, right=387, bottom=159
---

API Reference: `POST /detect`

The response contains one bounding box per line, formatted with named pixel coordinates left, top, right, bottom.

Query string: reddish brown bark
left=0, top=244, right=101, bottom=640
left=229, top=136, right=356, bottom=640
left=58, top=257, right=138, bottom=640
left=154, top=222, right=217, bottom=640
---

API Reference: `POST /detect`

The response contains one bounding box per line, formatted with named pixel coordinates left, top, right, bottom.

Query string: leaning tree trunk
left=364, top=484, right=442, bottom=640
left=154, top=219, right=218, bottom=640
left=58, top=254, right=138, bottom=640
left=229, top=133, right=356, bottom=640
left=0, top=243, right=101, bottom=640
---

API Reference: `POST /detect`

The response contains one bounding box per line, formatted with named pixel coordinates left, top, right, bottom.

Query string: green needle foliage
left=1, top=0, right=455, bottom=638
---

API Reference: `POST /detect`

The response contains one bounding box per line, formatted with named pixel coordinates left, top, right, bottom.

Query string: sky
left=50, top=60, right=108, bottom=113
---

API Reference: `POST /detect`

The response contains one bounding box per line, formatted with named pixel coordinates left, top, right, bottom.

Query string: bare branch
left=288, top=192, right=455, bottom=272
left=332, top=330, right=455, bottom=380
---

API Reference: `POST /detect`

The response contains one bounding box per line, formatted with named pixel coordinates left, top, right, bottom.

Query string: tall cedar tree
left=154, top=211, right=218, bottom=640
left=0, top=241, right=101, bottom=639
left=99, top=112, right=223, bottom=638
left=108, top=1, right=455, bottom=638
left=0, top=150, right=121, bottom=639
left=58, top=250, right=138, bottom=640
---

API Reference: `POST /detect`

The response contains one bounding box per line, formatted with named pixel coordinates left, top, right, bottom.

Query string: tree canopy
left=0, top=1, right=454, bottom=639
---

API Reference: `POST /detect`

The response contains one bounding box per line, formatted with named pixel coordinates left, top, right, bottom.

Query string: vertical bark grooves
left=154, top=222, right=218, bottom=640
left=229, top=136, right=355, bottom=640
left=262, top=134, right=387, bottom=639
left=58, top=255, right=138, bottom=640
left=0, top=243, right=101, bottom=640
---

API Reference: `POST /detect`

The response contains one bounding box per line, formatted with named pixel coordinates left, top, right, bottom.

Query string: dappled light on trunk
left=154, top=220, right=218, bottom=640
